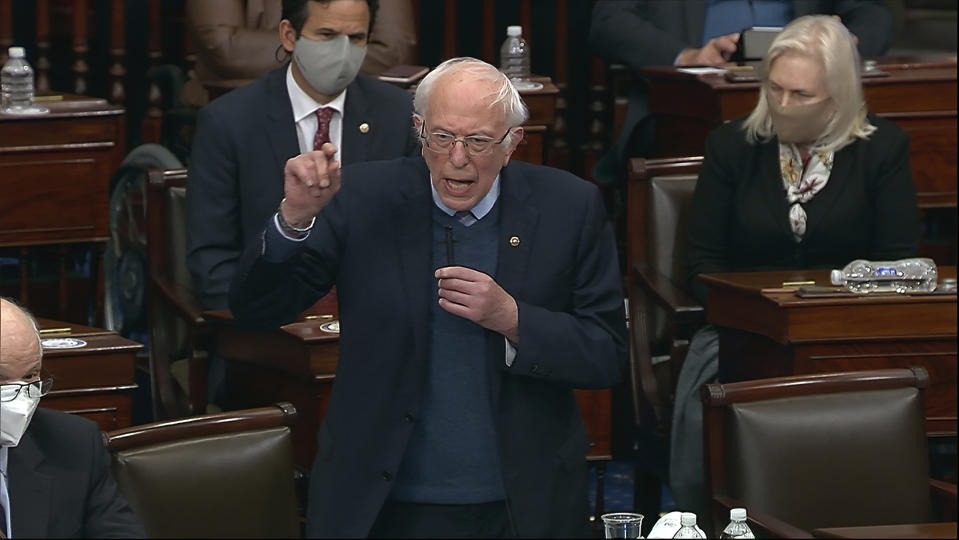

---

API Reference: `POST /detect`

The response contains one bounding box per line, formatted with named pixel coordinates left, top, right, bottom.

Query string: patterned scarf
left=779, top=144, right=834, bottom=242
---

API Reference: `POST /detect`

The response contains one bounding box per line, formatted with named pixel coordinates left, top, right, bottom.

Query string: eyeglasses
left=1, top=375, right=54, bottom=402
left=419, top=126, right=513, bottom=156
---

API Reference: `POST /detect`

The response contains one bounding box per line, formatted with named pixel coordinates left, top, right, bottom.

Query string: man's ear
left=502, top=127, right=524, bottom=166
left=279, top=20, right=297, bottom=53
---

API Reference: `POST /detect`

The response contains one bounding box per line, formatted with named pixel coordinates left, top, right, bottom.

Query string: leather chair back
left=104, top=403, right=301, bottom=538
left=703, top=368, right=934, bottom=535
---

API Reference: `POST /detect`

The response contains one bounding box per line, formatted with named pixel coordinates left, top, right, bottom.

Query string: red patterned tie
left=313, top=107, right=334, bottom=151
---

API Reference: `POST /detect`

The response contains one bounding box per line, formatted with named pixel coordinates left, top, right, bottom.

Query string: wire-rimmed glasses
left=419, top=126, right=513, bottom=156
left=1, top=374, right=54, bottom=402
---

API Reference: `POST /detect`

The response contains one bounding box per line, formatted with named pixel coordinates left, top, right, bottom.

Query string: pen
left=782, top=280, right=815, bottom=287
left=445, top=226, right=454, bottom=266
left=39, top=327, right=72, bottom=334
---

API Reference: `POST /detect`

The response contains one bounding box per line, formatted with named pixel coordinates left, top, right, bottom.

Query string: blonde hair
left=412, top=57, right=529, bottom=144
left=742, top=15, right=875, bottom=151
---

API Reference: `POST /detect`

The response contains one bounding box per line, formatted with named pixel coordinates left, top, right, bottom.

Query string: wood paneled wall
left=0, top=0, right=614, bottom=182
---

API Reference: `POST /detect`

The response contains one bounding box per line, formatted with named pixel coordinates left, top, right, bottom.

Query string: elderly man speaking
left=230, top=57, right=627, bottom=539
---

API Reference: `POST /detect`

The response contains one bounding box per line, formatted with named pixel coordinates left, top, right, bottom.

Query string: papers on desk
left=676, top=66, right=727, bottom=76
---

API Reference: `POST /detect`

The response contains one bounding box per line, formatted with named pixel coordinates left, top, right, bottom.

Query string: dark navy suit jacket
left=186, top=65, right=420, bottom=309
left=8, top=408, right=144, bottom=538
left=230, top=157, right=628, bottom=538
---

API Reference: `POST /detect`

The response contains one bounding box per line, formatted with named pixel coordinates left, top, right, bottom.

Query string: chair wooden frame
left=701, top=367, right=958, bottom=538
left=625, top=156, right=704, bottom=516
left=103, top=401, right=297, bottom=450
left=146, top=167, right=212, bottom=418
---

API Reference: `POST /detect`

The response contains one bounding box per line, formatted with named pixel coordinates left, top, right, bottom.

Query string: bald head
left=0, top=298, right=42, bottom=383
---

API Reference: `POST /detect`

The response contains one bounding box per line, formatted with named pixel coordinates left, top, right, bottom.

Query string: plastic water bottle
left=672, top=513, right=705, bottom=538
left=830, top=257, right=938, bottom=294
left=1, top=46, right=46, bottom=114
left=499, top=25, right=541, bottom=91
left=719, top=508, right=755, bottom=539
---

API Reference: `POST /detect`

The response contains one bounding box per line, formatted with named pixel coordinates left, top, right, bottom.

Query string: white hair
left=742, top=15, right=876, bottom=152
left=412, top=57, right=529, bottom=144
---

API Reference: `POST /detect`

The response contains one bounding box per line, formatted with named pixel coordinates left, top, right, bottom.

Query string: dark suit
left=8, top=408, right=145, bottom=538
left=686, top=114, right=920, bottom=304
left=589, top=0, right=894, bottom=184
left=230, top=157, right=628, bottom=537
left=186, top=65, right=420, bottom=309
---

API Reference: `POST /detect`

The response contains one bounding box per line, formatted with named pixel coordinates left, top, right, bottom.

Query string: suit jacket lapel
left=489, top=164, right=538, bottom=406
left=341, top=79, right=372, bottom=165
left=8, top=430, right=52, bottom=537
left=265, top=66, right=300, bottom=172
left=394, top=159, right=433, bottom=361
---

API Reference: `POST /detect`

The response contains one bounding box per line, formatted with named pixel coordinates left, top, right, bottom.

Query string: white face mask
left=293, top=35, right=367, bottom=96
left=0, top=388, right=40, bottom=447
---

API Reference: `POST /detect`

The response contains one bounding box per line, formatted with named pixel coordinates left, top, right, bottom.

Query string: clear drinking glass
left=602, top=512, right=644, bottom=539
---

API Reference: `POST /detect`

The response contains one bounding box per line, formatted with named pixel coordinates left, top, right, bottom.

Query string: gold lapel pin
left=359, top=122, right=370, bottom=134
left=509, top=236, right=520, bottom=247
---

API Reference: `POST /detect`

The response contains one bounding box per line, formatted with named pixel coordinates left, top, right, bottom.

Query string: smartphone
left=730, top=26, right=782, bottom=62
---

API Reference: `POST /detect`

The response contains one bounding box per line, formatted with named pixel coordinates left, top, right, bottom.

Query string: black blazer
left=685, top=114, right=920, bottom=304
left=230, top=157, right=628, bottom=538
left=186, top=65, right=420, bottom=309
left=8, top=408, right=145, bottom=538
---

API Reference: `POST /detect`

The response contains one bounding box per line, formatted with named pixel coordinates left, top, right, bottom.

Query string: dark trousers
left=368, top=499, right=514, bottom=539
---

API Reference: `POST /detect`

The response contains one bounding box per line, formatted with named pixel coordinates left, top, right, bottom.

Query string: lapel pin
left=358, top=122, right=370, bottom=134
left=509, top=236, right=521, bottom=247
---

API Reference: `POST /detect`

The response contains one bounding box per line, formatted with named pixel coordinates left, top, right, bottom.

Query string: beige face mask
left=768, top=95, right=835, bottom=145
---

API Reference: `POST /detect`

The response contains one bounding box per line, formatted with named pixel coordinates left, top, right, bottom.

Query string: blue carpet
left=588, top=460, right=676, bottom=515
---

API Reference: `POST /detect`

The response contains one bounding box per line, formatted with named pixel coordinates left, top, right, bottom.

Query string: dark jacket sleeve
left=589, top=0, right=690, bottom=70
left=684, top=124, right=739, bottom=305
left=830, top=0, right=894, bottom=57
left=186, top=103, right=243, bottom=310
left=865, top=116, right=920, bottom=259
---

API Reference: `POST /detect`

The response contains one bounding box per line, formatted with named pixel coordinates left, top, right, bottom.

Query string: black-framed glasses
left=419, top=126, right=513, bottom=156
left=1, top=374, right=54, bottom=402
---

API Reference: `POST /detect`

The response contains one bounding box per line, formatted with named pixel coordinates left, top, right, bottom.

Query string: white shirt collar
left=430, top=174, right=501, bottom=220
left=286, top=64, right=346, bottom=123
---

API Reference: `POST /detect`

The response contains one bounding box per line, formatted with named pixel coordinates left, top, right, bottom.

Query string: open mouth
left=444, top=178, right=474, bottom=194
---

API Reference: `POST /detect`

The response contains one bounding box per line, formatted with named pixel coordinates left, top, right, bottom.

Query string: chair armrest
left=151, top=277, right=209, bottom=330
left=632, top=263, right=704, bottom=326
left=714, top=495, right=813, bottom=538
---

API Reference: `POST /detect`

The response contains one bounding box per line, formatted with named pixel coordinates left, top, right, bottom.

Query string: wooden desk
left=641, top=59, right=958, bottom=209
left=37, top=318, right=141, bottom=430
left=208, top=307, right=611, bottom=470
left=700, top=268, right=957, bottom=435
left=812, top=522, right=958, bottom=539
left=514, top=76, right=560, bottom=166
left=0, top=94, right=126, bottom=323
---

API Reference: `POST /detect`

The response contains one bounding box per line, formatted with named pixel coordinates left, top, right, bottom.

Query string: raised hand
left=281, top=142, right=342, bottom=228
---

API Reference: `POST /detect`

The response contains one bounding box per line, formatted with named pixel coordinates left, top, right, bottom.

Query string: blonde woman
left=671, top=15, right=919, bottom=517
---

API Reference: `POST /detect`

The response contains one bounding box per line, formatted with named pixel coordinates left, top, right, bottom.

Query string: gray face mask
left=293, top=35, right=367, bottom=97
left=768, top=95, right=835, bottom=145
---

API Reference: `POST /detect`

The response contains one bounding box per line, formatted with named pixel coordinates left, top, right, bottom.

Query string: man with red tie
left=186, top=0, right=419, bottom=405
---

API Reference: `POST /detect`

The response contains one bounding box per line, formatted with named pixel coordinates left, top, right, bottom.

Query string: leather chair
left=103, top=402, right=301, bottom=538
left=624, top=156, right=704, bottom=515
left=146, top=167, right=212, bottom=418
left=701, top=367, right=958, bottom=538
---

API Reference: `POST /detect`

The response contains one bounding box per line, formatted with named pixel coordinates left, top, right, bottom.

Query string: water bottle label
left=875, top=267, right=900, bottom=277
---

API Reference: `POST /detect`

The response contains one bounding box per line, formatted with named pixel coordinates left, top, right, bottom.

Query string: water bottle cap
left=507, top=25, right=522, bottom=36
left=730, top=508, right=747, bottom=521
left=8, top=46, right=25, bottom=58
left=680, top=513, right=697, bottom=526
left=830, top=269, right=843, bottom=285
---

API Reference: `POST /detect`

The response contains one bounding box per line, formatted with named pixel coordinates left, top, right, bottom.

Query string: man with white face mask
left=186, top=0, right=419, bottom=407
left=0, top=298, right=145, bottom=538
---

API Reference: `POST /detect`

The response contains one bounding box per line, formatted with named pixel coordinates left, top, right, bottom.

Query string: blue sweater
left=390, top=204, right=506, bottom=503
